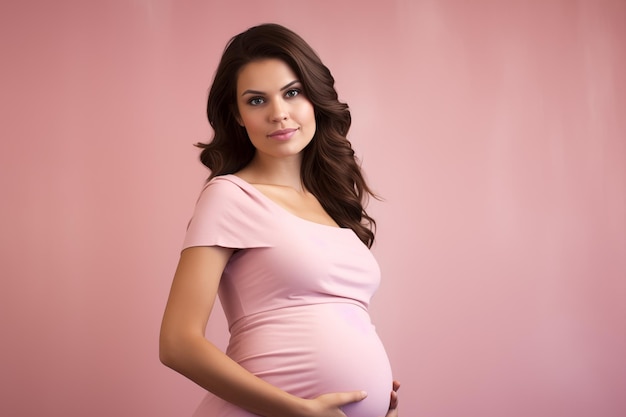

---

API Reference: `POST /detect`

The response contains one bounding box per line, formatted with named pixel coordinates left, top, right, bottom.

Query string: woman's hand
left=383, top=380, right=400, bottom=417
left=301, top=391, right=368, bottom=417
left=299, top=381, right=399, bottom=417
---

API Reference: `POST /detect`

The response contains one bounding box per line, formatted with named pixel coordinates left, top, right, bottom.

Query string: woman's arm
left=159, top=246, right=366, bottom=417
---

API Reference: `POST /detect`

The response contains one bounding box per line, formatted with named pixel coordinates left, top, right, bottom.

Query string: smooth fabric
left=183, top=175, right=392, bottom=417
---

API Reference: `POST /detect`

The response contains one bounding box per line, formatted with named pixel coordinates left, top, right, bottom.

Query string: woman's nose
left=269, top=99, right=288, bottom=122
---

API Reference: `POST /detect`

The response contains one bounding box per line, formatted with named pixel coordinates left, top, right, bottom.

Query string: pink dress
left=182, top=175, right=393, bottom=417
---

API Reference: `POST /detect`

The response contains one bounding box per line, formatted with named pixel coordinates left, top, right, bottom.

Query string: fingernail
left=361, top=391, right=368, bottom=398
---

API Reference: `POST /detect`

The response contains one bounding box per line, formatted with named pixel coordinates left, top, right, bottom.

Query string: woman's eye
left=249, top=97, right=264, bottom=106
left=285, top=89, right=300, bottom=98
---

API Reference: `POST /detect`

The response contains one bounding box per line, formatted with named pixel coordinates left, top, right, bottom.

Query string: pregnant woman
left=160, top=23, right=399, bottom=417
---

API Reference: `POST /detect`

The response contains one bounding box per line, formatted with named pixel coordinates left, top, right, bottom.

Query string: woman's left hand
left=383, top=380, right=400, bottom=417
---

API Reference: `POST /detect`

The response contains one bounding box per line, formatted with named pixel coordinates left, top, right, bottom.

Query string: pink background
left=1, top=1, right=624, bottom=416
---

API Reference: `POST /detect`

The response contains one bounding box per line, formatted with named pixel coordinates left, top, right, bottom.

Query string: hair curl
left=196, top=23, right=377, bottom=247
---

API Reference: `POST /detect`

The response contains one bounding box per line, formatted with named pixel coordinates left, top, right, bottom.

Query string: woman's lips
left=268, top=128, right=297, bottom=141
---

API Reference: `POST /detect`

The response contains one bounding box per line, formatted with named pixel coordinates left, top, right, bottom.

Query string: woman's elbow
left=159, top=329, right=181, bottom=368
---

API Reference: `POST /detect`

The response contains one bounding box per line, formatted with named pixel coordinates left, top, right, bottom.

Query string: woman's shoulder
left=201, top=174, right=253, bottom=196
left=184, top=174, right=275, bottom=250
left=196, top=174, right=272, bottom=214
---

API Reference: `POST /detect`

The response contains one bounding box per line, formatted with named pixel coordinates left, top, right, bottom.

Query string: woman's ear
left=235, top=113, right=244, bottom=127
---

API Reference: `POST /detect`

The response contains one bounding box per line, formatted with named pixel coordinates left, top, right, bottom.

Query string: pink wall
left=1, top=1, right=624, bottom=416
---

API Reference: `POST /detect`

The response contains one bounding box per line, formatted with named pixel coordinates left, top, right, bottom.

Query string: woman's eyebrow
left=241, top=80, right=301, bottom=96
left=280, top=80, right=300, bottom=91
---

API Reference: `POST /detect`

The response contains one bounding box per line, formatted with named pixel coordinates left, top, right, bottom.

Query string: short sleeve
left=182, top=177, right=272, bottom=250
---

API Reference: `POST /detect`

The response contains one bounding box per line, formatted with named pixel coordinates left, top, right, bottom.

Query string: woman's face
left=236, top=59, right=316, bottom=162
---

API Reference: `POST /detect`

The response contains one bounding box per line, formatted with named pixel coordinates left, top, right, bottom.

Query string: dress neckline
left=220, top=174, right=352, bottom=232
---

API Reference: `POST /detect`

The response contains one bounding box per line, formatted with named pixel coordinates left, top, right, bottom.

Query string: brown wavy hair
left=196, top=23, right=378, bottom=247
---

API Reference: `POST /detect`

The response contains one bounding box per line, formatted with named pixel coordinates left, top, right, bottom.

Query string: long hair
left=196, top=23, right=378, bottom=247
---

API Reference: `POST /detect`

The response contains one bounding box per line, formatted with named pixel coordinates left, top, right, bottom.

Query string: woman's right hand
left=301, top=391, right=368, bottom=417
left=383, top=380, right=400, bottom=417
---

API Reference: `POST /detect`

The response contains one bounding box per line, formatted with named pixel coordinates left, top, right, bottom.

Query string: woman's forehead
left=237, top=59, right=298, bottom=93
